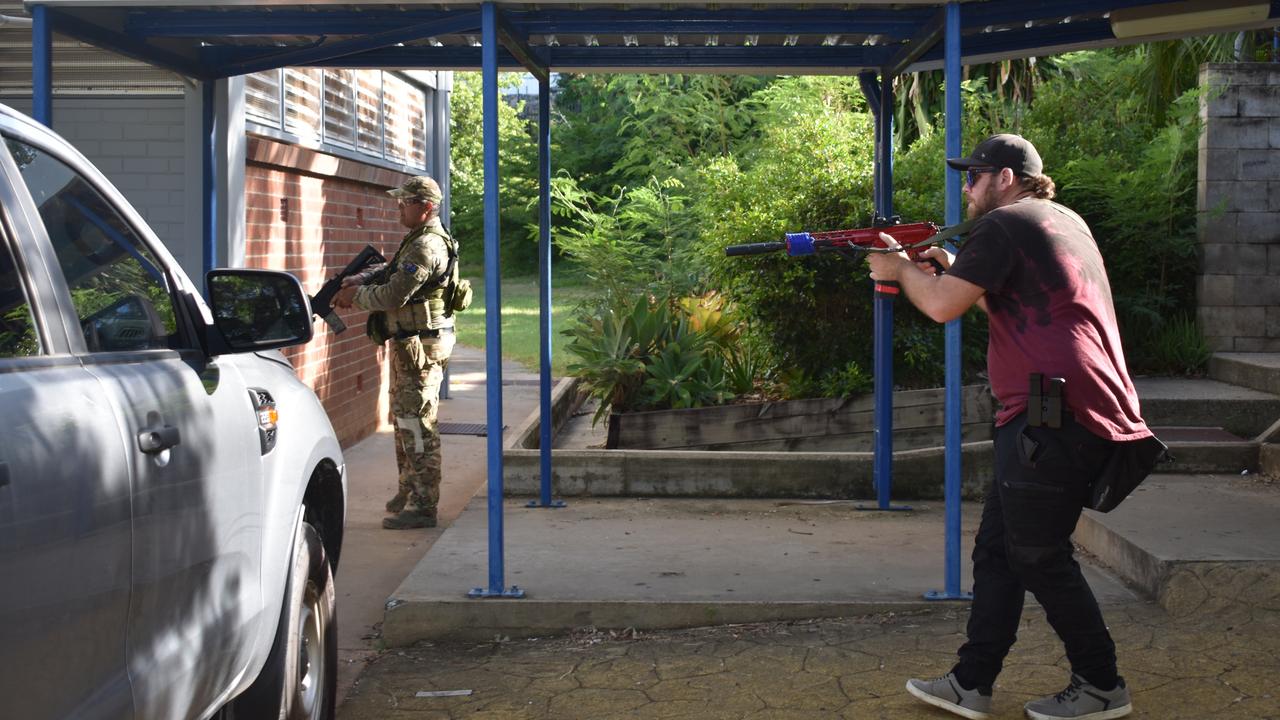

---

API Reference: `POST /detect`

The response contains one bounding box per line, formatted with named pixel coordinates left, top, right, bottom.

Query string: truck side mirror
left=206, top=269, right=313, bottom=354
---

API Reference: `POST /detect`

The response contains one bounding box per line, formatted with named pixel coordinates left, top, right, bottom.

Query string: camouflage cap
left=387, top=175, right=442, bottom=203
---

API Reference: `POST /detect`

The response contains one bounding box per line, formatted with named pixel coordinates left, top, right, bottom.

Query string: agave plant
left=565, top=292, right=748, bottom=423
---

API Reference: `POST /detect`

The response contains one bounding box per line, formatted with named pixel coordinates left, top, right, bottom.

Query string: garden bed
left=503, top=379, right=996, bottom=500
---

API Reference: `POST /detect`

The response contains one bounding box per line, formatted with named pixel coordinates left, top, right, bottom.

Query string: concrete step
left=1136, top=376, right=1280, bottom=438
left=1154, top=426, right=1260, bottom=474
left=1209, top=352, right=1280, bottom=396
left=1073, top=474, right=1280, bottom=614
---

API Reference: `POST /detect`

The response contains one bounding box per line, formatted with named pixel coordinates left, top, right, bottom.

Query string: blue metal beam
left=201, top=80, right=217, bottom=282
left=959, top=0, right=1193, bottom=27
left=470, top=1, right=522, bottom=601
left=869, top=72, right=906, bottom=513
left=268, top=44, right=896, bottom=71
left=45, top=8, right=210, bottom=79
left=31, top=5, right=52, bottom=127
left=857, top=73, right=881, bottom=214
left=915, top=18, right=1116, bottom=66
left=513, top=8, right=931, bottom=36
left=925, top=0, right=971, bottom=604
left=885, top=8, right=946, bottom=77
left=207, top=12, right=480, bottom=77
left=126, top=7, right=931, bottom=39
left=496, top=9, right=549, bottom=84
left=528, top=74, right=565, bottom=512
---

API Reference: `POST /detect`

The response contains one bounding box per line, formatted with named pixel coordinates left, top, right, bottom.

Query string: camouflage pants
left=390, top=332, right=455, bottom=512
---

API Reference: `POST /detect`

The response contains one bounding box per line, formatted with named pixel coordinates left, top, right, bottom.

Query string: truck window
left=0, top=238, right=38, bottom=358
left=5, top=139, right=183, bottom=353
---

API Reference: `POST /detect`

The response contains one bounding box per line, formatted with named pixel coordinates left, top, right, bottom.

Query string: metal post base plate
left=525, top=499, right=567, bottom=508
left=923, top=590, right=973, bottom=601
left=468, top=586, right=526, bottom=599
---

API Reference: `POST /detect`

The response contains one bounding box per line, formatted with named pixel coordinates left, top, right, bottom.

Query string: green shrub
left=563, top=293, right=742, bottom=422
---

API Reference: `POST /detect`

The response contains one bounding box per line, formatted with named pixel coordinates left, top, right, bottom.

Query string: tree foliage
left=448, top=72, right=539, bottom=270
left=448, top=38, right=1231, bottom=405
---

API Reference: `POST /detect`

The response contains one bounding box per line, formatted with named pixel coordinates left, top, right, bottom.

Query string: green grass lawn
left=453, top=272, right=594, bottom=375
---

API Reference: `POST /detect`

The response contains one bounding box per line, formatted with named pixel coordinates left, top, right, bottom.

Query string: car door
left=2, top=131, right=267, bottom=720
left=0, top=147, right=135, bottom=720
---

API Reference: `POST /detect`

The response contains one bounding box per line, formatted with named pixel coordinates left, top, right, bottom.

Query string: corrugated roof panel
left=1, top=0, right=182, bottom=93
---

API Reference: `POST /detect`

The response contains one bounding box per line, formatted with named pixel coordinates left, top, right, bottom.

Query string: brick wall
left=1198, top=64, right=1280, bottom=352
left=245, top=135, right=411, bottom=447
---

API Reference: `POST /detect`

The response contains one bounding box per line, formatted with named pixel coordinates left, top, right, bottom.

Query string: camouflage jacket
left=354, top=218, right=455, bottom=332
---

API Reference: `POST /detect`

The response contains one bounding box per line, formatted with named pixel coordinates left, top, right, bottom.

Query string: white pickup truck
left=0, top=102, right=345, bottom=720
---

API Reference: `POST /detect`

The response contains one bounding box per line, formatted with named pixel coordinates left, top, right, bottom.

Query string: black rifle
left=309, top=244, right=387, bottom=334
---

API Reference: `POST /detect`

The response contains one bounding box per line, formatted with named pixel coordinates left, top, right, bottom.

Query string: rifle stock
left=309, top=244, right=387, bottom=334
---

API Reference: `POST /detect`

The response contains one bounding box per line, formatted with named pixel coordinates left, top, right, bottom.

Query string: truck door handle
left=137, top=425, right=181, bottom=454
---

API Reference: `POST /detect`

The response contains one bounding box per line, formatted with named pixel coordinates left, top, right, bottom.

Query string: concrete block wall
left=244, top=135, right=412, bottom=447
left=2, top=97, right=192, bottom=270
left=1198, top=64, right=1280, bottom=352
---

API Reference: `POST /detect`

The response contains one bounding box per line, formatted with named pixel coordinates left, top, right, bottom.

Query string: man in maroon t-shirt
left=868, top=134, right=1148, bottom=720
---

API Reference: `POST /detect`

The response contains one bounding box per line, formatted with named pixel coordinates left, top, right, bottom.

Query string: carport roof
left=24, top=1, right=1280, bottom=78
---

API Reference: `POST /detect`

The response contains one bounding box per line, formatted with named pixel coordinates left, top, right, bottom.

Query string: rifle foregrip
left=725, top=242, right=786, bottom=257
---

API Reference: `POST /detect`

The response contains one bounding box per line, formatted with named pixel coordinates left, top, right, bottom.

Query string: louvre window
left=245, top=70, right=282, bottom=126
left=322, top=70, right=357, bottom=148
left=245, top=68, right=430, bottom=171
left=283, top=69, right=323, bottom=143
left=355, top=71, right=383, bottom=156
left=383, top=74, right=427, bottom=168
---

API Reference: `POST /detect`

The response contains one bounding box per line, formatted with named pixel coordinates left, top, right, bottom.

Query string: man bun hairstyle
left=1019, top=173, right=1056, bottom=200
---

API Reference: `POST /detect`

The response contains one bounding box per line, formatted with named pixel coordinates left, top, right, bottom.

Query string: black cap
left=946, top=133, right=1043, bottom=177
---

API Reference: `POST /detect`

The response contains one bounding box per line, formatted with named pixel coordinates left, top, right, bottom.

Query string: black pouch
left=1089, top=434, right=1169, bottom=512
left=365, top=310, right=390, bottom=345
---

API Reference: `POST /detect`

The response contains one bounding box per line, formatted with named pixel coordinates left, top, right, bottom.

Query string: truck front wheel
left=230, top=518, right=337, bottom=720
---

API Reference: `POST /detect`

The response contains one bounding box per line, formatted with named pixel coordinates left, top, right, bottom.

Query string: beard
left=965, top=184, right=998, bottom=219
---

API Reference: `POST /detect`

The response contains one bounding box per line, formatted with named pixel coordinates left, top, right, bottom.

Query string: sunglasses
left=397, top=198, right=428, bottom=208
left=965, top=167, right=999, bottom=187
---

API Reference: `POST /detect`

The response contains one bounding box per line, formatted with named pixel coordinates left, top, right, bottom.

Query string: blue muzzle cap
left=785, top=232, right=816, bottom=256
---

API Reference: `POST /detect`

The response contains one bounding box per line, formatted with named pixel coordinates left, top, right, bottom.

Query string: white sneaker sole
left=1025, top=702, right=1132, bottom=720
left=905, top=680, right=993, bottom=720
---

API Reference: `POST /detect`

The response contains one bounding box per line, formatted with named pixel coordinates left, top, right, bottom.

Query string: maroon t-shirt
left=947, top=197, right=1151, bottom=441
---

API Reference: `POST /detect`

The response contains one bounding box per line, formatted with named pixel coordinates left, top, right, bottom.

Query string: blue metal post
left=201, top=81, right=217, bottom=281
left=926, top=0, right=972, bottom=602
left=32, top=5, right=52, bottom=127
left=470, top=2, right=523, bottom=599
left=527, top=75, right=566, bottom=510
left=863, top=71, right=909, bottom=513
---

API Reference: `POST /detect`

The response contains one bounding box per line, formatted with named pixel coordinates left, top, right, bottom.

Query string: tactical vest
left=387, top=226, right=459, bottom=333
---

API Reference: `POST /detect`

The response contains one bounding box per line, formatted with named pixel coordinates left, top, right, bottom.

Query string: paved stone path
left=338, top=598, right=1280, bottom=719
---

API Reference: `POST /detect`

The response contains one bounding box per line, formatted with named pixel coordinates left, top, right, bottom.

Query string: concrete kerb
left=502, top=377, right=995, bottom=500
left=383, top=599, right=930, bottom=645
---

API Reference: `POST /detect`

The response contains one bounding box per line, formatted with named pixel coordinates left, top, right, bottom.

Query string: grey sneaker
left=1024, top=675, right=1131, bottom=720
left=906, top=673, right=993, bottom=720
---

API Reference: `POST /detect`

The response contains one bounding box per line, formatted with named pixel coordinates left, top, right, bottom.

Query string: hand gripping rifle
left=309, top=244, right=387, bottom=334
left=724, top=216, right=975, bottom=295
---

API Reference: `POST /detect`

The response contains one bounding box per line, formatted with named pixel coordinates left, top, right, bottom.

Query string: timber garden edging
left=503, top=378, right=996, bottom=500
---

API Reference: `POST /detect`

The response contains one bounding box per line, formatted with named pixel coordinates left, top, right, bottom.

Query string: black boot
left=382, top=508, right=437, bottom=530
left=384, top=489, right=409, bottom=513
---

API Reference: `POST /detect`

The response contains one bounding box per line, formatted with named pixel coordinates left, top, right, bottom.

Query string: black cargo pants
left=953, top=411, right=1119, bottom=691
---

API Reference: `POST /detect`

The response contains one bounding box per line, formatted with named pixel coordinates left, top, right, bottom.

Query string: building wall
left=1198, top=63, right=1280, bottom=352
left=244, top=135, right=411, bottom=446
left=2, top=96, right=193, bottom=270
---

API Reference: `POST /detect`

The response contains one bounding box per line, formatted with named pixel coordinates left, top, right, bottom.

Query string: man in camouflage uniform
left=334, top=175, right=458, bottom=530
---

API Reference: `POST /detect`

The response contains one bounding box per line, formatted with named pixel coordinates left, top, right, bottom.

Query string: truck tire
left=229, top=519, right=337, bottom=720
